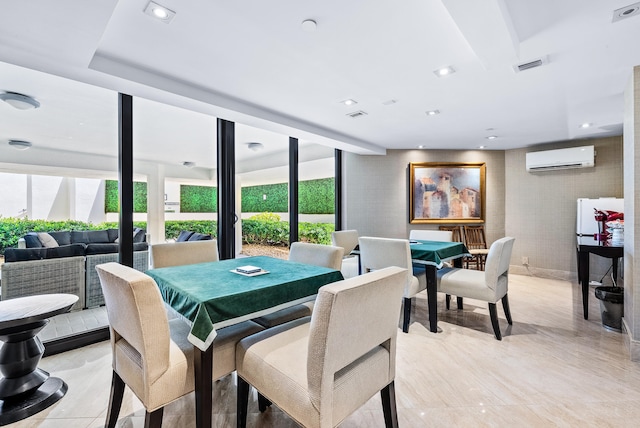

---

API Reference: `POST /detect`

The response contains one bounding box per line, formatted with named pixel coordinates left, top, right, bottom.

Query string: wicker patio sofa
left=1, top=228, right=148, bottom=309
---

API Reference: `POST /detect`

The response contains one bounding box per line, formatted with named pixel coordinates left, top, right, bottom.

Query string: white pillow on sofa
left=38, top=232, right=59, bottom=248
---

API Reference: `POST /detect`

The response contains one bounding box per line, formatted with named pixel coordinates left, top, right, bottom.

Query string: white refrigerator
left=576, top=197, right=624, bottom=237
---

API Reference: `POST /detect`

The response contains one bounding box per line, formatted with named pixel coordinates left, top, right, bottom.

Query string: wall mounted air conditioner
left=526, top=145, right=595, bottom=172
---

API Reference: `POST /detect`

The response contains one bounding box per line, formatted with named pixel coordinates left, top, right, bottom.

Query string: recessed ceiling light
left=341, top=99, right=357, bottom=106
left=182, top=161, right=195, bottom=168
left=426, top=110, right=440, bottom=116
left=612, top=3, right=640, bottom=22
left=0, top=92, right=40, bottom=110
left=478, top=145, right=486, bottom=149
left=579, top=122, right=592, bottom=129
left=434, top=66, right=455, bottom=77
left=301, top=19, right=317, bottom=32
left=418, top=145, right=426, bottom=149
left=486, top=135, right=497, bottom=140
left=144, top=1, right=176, bottom=23
left=8, top=140, right=32, bottom=150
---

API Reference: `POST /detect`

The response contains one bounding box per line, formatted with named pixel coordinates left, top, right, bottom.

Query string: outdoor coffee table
left=0, top=293, right=78, bottom=426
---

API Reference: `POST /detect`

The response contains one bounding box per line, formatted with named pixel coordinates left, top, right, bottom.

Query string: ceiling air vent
left=513, top=56, right=548, bottom=73
left=346, top=110, right=368, bottom=118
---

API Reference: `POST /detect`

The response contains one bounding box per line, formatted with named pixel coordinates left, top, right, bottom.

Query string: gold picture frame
left=409, top=162, right=486, bottom=224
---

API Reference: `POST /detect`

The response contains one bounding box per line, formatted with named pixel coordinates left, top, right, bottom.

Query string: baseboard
left=509, top=264, right=575, bottom=282
left=621, top=318, right=640, bottom=361
left=43, top=326, right=110, bottom=357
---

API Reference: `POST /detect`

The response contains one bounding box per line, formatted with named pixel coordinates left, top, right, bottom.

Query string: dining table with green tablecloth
left=146, top=255, right=343, bottom=428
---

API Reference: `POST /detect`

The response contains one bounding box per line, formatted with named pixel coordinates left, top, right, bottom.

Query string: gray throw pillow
left=38, top=232, right=59, bottom=248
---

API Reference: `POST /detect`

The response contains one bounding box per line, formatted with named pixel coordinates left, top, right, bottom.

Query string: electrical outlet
left=522, top=256, right=529, bottom=265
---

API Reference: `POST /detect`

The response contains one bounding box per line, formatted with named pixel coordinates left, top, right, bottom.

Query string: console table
left=576, top=236, right=623, bottom=320
left=0, top=294, right=78, bottom=426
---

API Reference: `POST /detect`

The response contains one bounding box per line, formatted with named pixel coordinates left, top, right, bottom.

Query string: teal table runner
left=146, top=256, right=343, bottom=350
left=409, top=241, right=470, bottom=268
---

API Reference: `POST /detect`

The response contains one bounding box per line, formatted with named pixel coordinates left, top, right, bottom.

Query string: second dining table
left=145, top=255, right=344, bottom=428
left=353, top=239, right=470, bottom=333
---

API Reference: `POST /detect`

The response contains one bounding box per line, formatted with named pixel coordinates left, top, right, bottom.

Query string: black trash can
left=594, top=286, right=624, bottom=332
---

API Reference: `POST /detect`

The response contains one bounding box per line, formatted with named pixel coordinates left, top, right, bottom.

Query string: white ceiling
left=1, top=0, right=639, bottom=170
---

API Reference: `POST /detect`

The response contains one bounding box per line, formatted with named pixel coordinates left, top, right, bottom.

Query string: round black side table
left=0, top=294, right=78, bottom=426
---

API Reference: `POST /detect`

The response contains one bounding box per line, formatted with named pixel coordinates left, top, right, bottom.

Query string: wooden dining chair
left=439, top=225, right=463, bottom=243
left=236, top=267, right=407, bottom=428
left=463, top=225, right=489, bottom=270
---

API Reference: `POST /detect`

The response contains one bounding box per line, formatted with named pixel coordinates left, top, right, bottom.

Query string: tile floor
left=6, top=273, right=640, bottom=427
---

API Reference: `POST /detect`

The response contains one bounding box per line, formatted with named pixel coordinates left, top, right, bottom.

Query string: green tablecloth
left=146, top=256, right=343, bottom=350
left=408, top=241, right=470, bottom=268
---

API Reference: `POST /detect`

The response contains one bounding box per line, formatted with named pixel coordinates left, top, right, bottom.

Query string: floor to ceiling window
left=235, top=123, right=291, bottom=258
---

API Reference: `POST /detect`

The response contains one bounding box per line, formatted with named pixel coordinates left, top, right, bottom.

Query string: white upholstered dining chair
left=436, top=237, right=516, bottom=340
left=358, top=236, right=426, bottom=333
left=252, top=242, right=344, bottom=329
left=409, top=229, right=453, bottom=242
left=96, top=262, right=264, bottom=427
left=331, top=229, right=360, bottom=278
left=150, top=239, right=219, bottom=268
left=236, top=266, right=407, bottom=428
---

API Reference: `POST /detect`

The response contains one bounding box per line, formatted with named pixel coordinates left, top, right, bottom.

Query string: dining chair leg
left=237, top=376, right=250, bottom=428
left=106, top=371, right=125, bottom=428
left=502, top=294, right=513, bottom=325
left=381, top=381, right=399, bottom=428
left=402, top=297, right=411, bottom=333
left=488, top=303, right=502, bottom=340
left=143, top=408, right=163, bottom=428
left=445, top=294, right=451, bottom=310
left=456, top=296, right=463, bottom=309
left=257, top=393, right=272, bottom=412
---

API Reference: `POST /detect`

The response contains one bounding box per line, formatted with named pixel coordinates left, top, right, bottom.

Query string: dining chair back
left=331, top=229, right=360, bottom=278
left=97, top=262, right=195, bottom=427
left=330, top=229, right=359, bottom=254
left=409, top=229, right=453, bottom=242
left=358, top=236, right=426, bottom=332
left=97, top=260, right=265, bottom=427
left=288, top=241, right=344, bottom=270
left=237, top=266, right=407, bottom=428
left=463, top=225, right=489, bottom=270
left=439, top=225, right=463, bottom=242
left=150, top=239, right=219, bottom=268
left=437, top=237, right=516, bottom=340
left=252, top=242, right=344, bottom=329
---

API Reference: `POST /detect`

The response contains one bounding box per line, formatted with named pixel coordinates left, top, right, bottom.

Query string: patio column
left=146, top=164, right=166, bottom=244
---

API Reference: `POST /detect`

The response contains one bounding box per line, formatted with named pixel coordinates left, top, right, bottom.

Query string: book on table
left=236, top=265, right=262, bottom=274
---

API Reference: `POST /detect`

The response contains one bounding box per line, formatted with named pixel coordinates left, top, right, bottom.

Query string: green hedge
left=105, top=180, right=148, bottom=213
left=242, top=183, right=289, bottom=213
left=180, top=185, right=217, bottom=213
left=105, top=178, right=334, bottom=214
left=299, top=177, right=335, bottom=214
left=242, top=178, right=335, bottom=214
left=0, top=218, right=333, bottom=254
